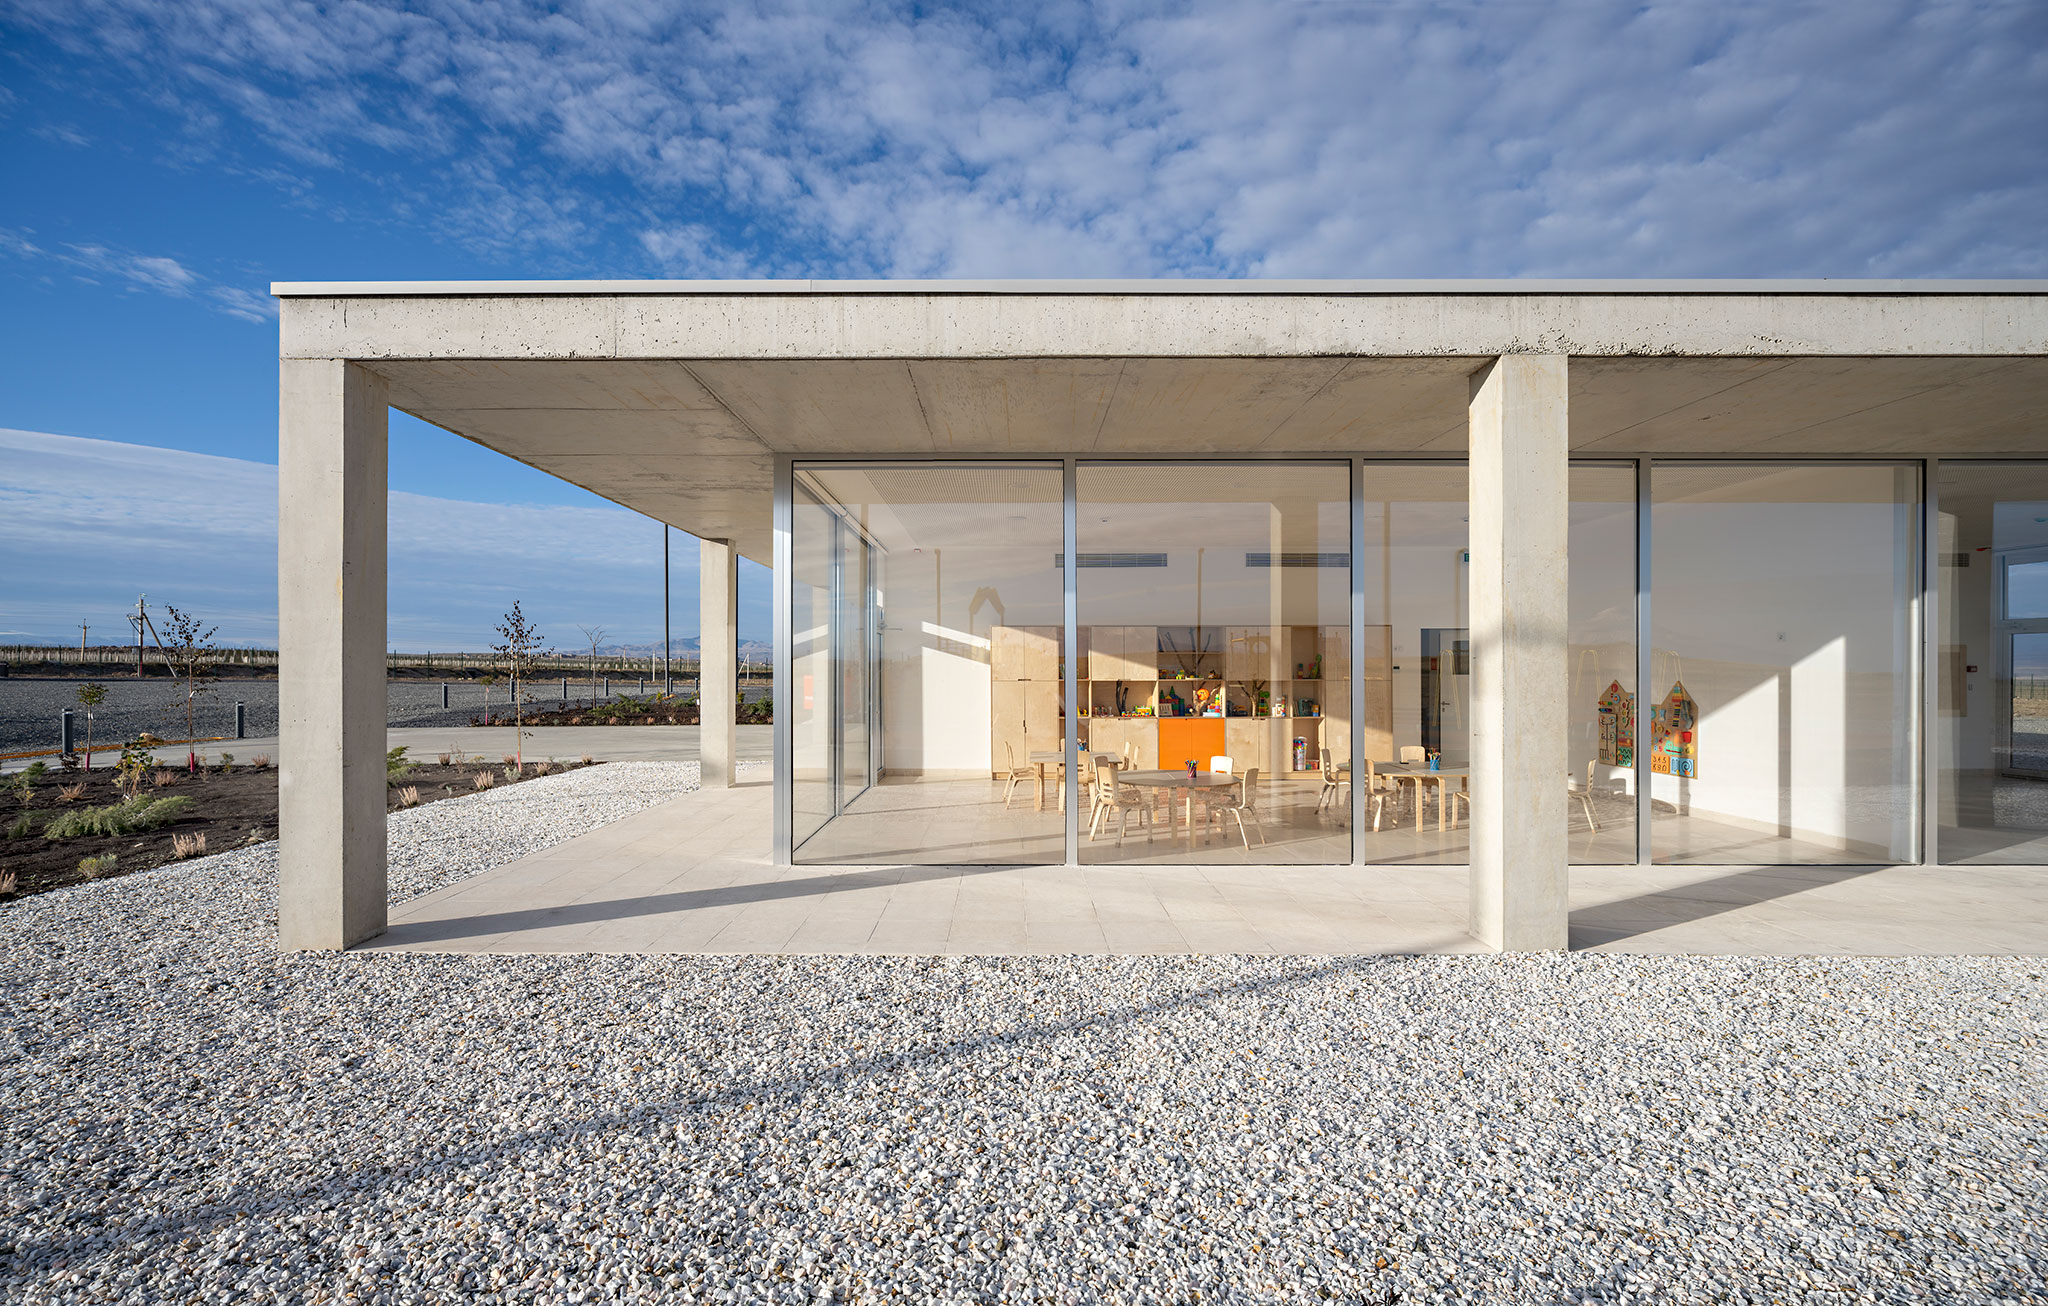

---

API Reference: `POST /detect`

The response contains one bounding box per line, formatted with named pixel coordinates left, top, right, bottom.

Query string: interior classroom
left=791, top=458, right=2029, bottom=871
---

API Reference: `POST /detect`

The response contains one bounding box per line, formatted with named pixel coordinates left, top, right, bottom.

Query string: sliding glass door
left=788, top=478, right=882, bottom=857
left=791, top=464, right=1065, bottom=864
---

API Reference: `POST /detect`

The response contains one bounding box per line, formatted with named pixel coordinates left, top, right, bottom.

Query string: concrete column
left=700, top=535, right=739, bottom=788
left=278, top=360, right=389, bottom=951
left=1467, top=355, right=1570, bottom=952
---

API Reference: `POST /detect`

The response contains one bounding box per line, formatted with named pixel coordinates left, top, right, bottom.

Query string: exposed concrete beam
left=278, top=360, right=389, bottom=951
left=1467, top=356, right=1570, bottom=953
left=282, top=291, right=2048, bottom=364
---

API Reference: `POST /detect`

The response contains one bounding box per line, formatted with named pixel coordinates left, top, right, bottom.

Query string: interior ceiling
left=375, top=354, right=2048, bottom=565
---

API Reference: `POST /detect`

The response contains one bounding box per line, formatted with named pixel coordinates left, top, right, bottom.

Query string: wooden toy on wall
left=1649, top=681, right=1698, bottom=778
left=1597, top=680, right=1635, bottom=767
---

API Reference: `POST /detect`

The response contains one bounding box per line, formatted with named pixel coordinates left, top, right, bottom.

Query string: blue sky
left=1, top=0, right=2043, bottom=648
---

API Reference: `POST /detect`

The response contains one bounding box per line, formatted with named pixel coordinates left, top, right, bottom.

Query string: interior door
left=1420, top=627, right=1470, bottom=764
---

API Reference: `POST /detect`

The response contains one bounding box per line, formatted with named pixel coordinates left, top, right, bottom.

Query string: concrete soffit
left=277, top=286, right=2048, bottom=559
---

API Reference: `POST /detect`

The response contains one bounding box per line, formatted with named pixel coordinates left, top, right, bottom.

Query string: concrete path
left=365, top=781, right=2048, bottom=956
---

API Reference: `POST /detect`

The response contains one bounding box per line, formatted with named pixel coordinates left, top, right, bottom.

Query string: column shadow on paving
left=361, top=781, right=2048, bottom=957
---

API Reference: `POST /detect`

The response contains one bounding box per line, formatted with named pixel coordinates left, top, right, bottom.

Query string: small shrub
left=218, top=752, right=235, bottom=773
left=114, top=743, right=154, bottom=798
left=579, top=754, right=594, bottom=766
left=152, top=769, right=180, bottom=788
left=436, top=752, right=452, bottom=767
left=0, top=868, right=15, bottom=896
left=533, top=759, right=556, bottom=776
left=500, top=754, right=518, bottom=767
left=396, top=785, right=422, bottom=808
left=250, top=753, right=271, bottom=769
left=502, top=762, right=521, bottom=780
left=386, top=746, right=413, bottom=783
left=22, top=761, right=48, bottom=782
left=57, top=783, right=86, bottom=803
left=471, top=770, right=496, bottom=791
left=5, top=813, right=34, bottom=840
left=171, top=831, right=208, bottom=859
left=77, top=853, right=116, bottom=879
left=43, top=795, right=194, bottom=840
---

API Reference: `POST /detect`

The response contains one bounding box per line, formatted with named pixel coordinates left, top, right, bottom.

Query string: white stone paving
left=0, top=761, right=2043, bottom=1304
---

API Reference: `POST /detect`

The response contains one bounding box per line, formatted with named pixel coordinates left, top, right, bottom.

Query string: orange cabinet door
left=1156, top=719, right=1226, bottom=771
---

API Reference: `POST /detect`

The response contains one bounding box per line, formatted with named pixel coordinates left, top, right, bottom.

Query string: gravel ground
left=2, top=764, right=2043, bottom=1304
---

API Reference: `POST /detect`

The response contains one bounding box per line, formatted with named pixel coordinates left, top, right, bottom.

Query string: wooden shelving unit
left=990, top=624, right=1390, bottom=776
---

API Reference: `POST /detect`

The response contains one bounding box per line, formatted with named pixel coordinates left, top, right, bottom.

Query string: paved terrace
left=366, top=781, right=2048, bottom=956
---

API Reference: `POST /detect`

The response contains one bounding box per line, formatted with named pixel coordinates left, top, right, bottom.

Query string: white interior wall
left=1649, top=494, right=1915, bottom=858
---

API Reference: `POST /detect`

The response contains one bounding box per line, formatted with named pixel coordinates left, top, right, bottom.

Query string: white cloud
left=6, top=0, right=2040, bottom=279
left=208, top=285, right=280, bottom=322
left=0, top=428, right=739, bottom=650
left=0, top=227, right=281, bottom=322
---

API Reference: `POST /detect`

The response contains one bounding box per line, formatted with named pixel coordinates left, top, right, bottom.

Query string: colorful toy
left=1597, top=680, right=1635, bottom=767
left=1649, top=681, right=1698, bottom=778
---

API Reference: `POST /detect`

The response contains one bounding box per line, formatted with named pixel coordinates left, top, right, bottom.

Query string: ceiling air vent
left=1053, top=552, right=1169, bottom=569
left=1246, top=551, right=1349, bottom=568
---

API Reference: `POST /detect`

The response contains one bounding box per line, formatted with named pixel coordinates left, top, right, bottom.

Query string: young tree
left=159, top=606, right=217, bottom=771
left=576, top=624, right=607, bottom=700
left=75, top=682, right=107, bottom=769
left=492, top=601, right=545, bottom=768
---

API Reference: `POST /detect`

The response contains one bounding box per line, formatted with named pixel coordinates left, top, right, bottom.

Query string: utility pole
left=79, top=620, right=88, bottom=658
left=134, top=595, right=146, bottom=678
left=662, top=524, right=671, bottom=694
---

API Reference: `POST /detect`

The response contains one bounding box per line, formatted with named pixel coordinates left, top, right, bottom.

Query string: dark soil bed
left=0, top=757, right=599, bottom=901
left=508, top=699, right=771, bottom=727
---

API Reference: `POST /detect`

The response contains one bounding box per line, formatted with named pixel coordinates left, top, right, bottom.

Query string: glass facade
left=781, top=456, right=1942, bottom=869
left=791, top=464, right=1065, bottom=864
left=1649, top=463, right=1921, bottom=864
left=1936, top=462, right=2048, bottom=864
left=1075, top=463, right=1351, bottom=865
left=1358, top=464, right=1469, bottom=864
left=1568, top=463, right=1639, bottom=863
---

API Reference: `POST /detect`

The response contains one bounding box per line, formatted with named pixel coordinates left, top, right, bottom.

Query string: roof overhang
left=274, top=280, right=2048, bottom=565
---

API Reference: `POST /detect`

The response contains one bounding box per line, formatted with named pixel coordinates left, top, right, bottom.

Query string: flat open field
left=0, top=677, right=770, bottom=757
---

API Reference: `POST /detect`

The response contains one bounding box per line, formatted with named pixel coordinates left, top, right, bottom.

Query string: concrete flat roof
left=276, top=280, right=2048, bottom=560
left=273, top=278, right=2048, bottom=298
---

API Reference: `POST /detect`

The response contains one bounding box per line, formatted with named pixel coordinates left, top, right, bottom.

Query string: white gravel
left=1, top=761, right=2043, bottom=1304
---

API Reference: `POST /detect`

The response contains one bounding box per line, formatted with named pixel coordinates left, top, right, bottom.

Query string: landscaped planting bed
left=510, top=693, right=772, bottom=727
left=0, top=751, right=601, bottom=898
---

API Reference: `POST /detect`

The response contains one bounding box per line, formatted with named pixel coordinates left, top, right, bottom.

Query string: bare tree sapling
left=492, top=602, right=545, bottom=769
left=159, top=606, right=217, bottom=772
left=576, top=624, right=607, bottom=702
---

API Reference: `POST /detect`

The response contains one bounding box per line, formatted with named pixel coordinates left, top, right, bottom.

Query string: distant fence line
left=1, top=645, right=769, bottom=678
